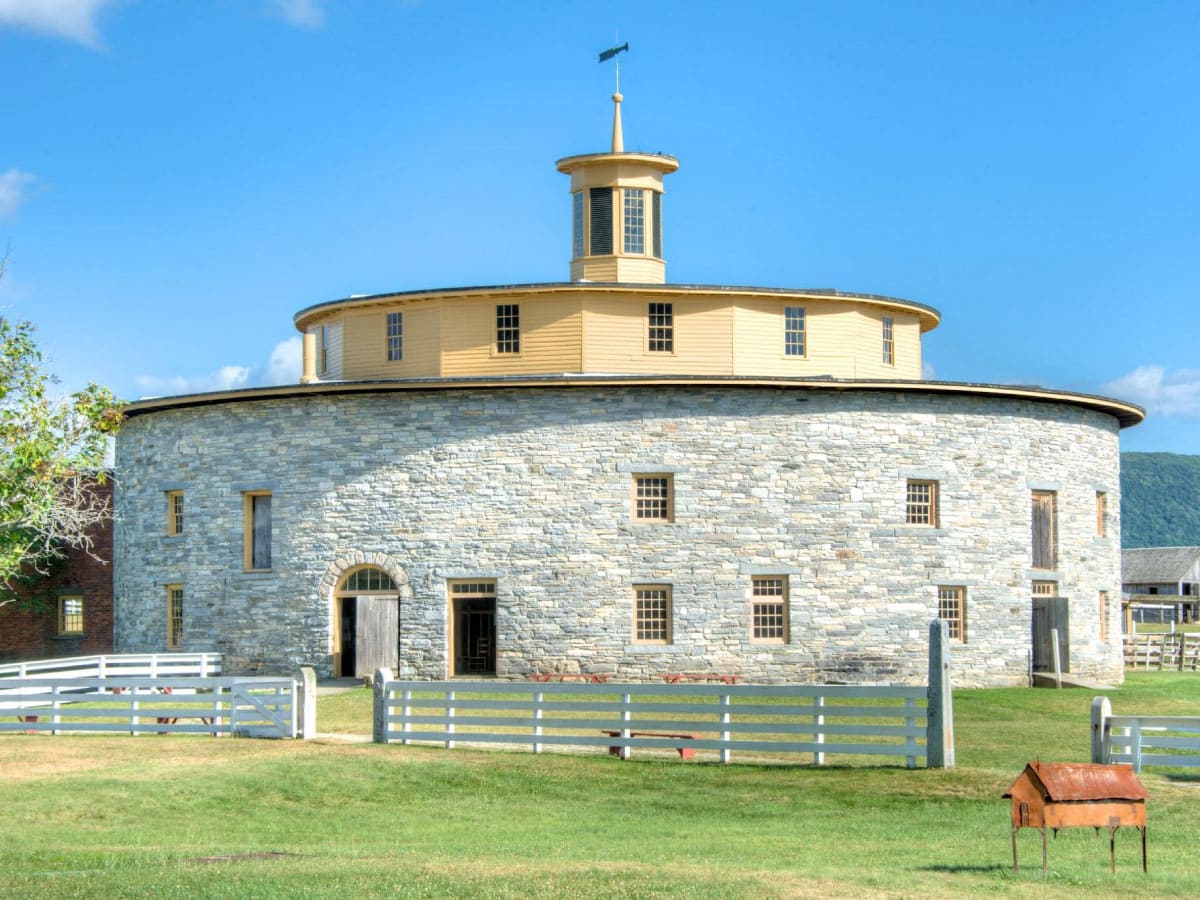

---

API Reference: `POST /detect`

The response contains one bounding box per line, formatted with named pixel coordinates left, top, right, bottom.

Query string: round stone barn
left=113, top=95, right=1141, bottom=686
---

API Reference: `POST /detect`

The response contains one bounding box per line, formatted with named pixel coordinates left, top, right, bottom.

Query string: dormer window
left=623, top=189, right=645, bottom=254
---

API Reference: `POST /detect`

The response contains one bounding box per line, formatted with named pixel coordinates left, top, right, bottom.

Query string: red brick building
left=0, top=481, right=114, bottom=662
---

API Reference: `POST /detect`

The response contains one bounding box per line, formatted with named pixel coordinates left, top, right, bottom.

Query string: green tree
left=0, top=305, right=122, bottom=604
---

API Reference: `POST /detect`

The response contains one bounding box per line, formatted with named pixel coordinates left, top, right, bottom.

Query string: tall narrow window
left=572, top=192, right=584, bottom=258
left=496, top=304, right=520, bottom=354
left=784, top=306, right=806, bottom=357
left=634, top=475, right=673, bottom=522
left=648, top=302, right=673, bottom=353
left=166, top=490, right=184, bottom=536
left=1099, top=590, right=1110, bottom=642
left=623, top=188, right=645, bottom=254
left=652, top=191, right=662, bottom=258
left=1032, top=490, right=1057, bottom=570
left=244, top=491, right=272, bottom=571
left=634, top=585, right=672, bottom=643
left=167, top=584, right=183, bottom=649
left=937, top=586, right=966, bottom=642
left=58, top=595, right=84, bottom=636
left=319, top=325, right=330, bottom=375
left=905, top=479, right=938, bottom=526
left=751, top=576, right=788, bottom=642
left=1096, top=491, right=1107, bottom=537
left=589, top=187, right=612, bottom=255
left=386, top=311, right=404, bottom=362
left=882, top=316, right=894, bottom=365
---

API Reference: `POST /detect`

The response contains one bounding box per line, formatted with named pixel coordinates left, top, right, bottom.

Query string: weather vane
left=598, top=39, right=629, bottom=93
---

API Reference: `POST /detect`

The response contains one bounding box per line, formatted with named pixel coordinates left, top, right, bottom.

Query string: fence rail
left=1091, top=696, right=1200, bottom=772
left=0, top=676, right=296, bottom=738
left=1123, top=634, right=1200, bottom=671
left=0, top=653, right=222, bottom=679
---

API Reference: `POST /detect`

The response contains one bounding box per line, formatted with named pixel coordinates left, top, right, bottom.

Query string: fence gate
left=230, top=679, right=296, bottom=738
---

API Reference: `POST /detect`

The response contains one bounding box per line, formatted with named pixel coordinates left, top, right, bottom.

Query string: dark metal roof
left=1122, top=547, right=1200, bottom=584
left=121, top=373, right=1144, bottom=427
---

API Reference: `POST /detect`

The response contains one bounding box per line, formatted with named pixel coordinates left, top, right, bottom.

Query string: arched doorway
left=334, top=567, right=400, bottom=678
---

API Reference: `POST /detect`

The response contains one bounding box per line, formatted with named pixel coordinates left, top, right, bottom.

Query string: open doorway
left=449, top=581, right=497, bottom=676
left=333, top=567, right=399, bottom=679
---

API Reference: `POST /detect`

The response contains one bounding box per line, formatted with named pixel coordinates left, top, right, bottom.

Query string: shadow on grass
left=918, top=864, right=1011, bottom=874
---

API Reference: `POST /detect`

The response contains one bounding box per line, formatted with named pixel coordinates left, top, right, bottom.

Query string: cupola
left=556, top=92, right=679, bottom=284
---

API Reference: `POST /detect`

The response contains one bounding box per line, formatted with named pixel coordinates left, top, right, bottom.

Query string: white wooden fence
left=0, top=652, right=221, bottom=679
left=0, top=675, right=297, bottom=738
left=1091, top=696, right=1200, bottom=773
left=373, top=621, right=955, bottom=768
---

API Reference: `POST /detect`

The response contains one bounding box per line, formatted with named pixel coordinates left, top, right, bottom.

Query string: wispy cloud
left=0, top=169, right=36, bottom=219
left=0, top=0, right=122, bottom=48
left=1103, top=365, right=1200, bottom=418
left=134, top=336, right=302, bottom=398
left=264, top=0, right=326, bottom=29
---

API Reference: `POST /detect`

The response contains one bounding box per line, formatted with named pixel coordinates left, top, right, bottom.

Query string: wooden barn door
left=1032, top=596, right=1070, bottom=672
left=354, top=596, right=399, bottom=678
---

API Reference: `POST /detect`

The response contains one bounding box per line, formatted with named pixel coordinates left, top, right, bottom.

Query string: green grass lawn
left=1, top=673, right=1197, bottom=899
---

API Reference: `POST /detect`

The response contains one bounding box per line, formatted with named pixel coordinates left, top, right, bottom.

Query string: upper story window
left=496, top=304, right=521, bottom=354
left=634, top=474, right=674, bottom=522
left=648, top=302, right=673, bottom=353
left=166, top=490, right=184, bottom=536
left=882, top=316, right=894, bottom=365
left=244, top=491, right=272, bottom=571
left=1096, top=491, right=1108, bottom=537
left=572, top=192, right=584, bottom=259
left=58, top=595, right=84, bottom=636
left=784, top=306, right=806, bottom=357
left=1032, top=490, right=1057, bottom=570
left=386, top=312, right=404, bottom=362
left=319, top=325, right=330, bottom=375
left=589, top=187, right=612, bottom=255
left=905, top=479, right=938, bottom=526
left=1099, top=590, right=1110, bottom=642
left=623, top=188, right=645, bottom=254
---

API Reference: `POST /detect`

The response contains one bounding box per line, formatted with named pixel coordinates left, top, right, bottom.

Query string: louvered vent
left=589, top=187, right=612, bottom=255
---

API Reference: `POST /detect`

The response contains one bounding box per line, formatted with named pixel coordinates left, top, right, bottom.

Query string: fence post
left=1090, top=696, right=1112, bottom=763
left=533, top=690, right=544, bottom=754
left=297, top=667, right=317, bottom=740
left=620, top=692, right=632, bottom=760
left=719, top=692, right=731, bottom=765
left=926, top=620, right=955, bottom=769
left=372, top=668, right=392, bottom=744
left=1050, top=628, right=1062, bottom=688
left=813, top=694, right=826, bottom=765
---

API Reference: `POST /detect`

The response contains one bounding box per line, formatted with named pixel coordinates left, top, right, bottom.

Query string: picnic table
left=661, top=673, right=740, bottom=685
left=527, top=673, right=610, bottom=684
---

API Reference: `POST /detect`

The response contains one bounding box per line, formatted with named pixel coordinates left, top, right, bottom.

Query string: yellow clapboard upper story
left=294, top=91, right=940, bottom=384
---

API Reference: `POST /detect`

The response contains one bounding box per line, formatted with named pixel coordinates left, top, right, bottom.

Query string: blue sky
left=1, top=0, right=1197, bottom=452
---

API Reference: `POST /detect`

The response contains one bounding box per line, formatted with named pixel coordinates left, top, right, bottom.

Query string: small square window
left=937, top=586, right=966, bottom=642
left=751, top=576, right=788, bottom=642
left=634, top=585, right=672, bottom=643
left=905, top=480, right=938, bottom=526
left=58, top=595, right=84, bottom=636
left=166, top=584, right=183, bottom=649
left=633, top=475, right=673, bottom=522
left=166, top=490, right=184, bottom=536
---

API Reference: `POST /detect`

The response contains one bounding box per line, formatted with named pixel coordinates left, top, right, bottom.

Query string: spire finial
left=611, top=91, right=624, bottom=152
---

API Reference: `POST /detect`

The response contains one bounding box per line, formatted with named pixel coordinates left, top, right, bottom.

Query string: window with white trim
left=784, top=306, right=806, bottom=357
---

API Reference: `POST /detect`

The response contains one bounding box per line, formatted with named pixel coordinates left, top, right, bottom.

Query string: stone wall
left=113, top=385, right=1125, bottom=686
